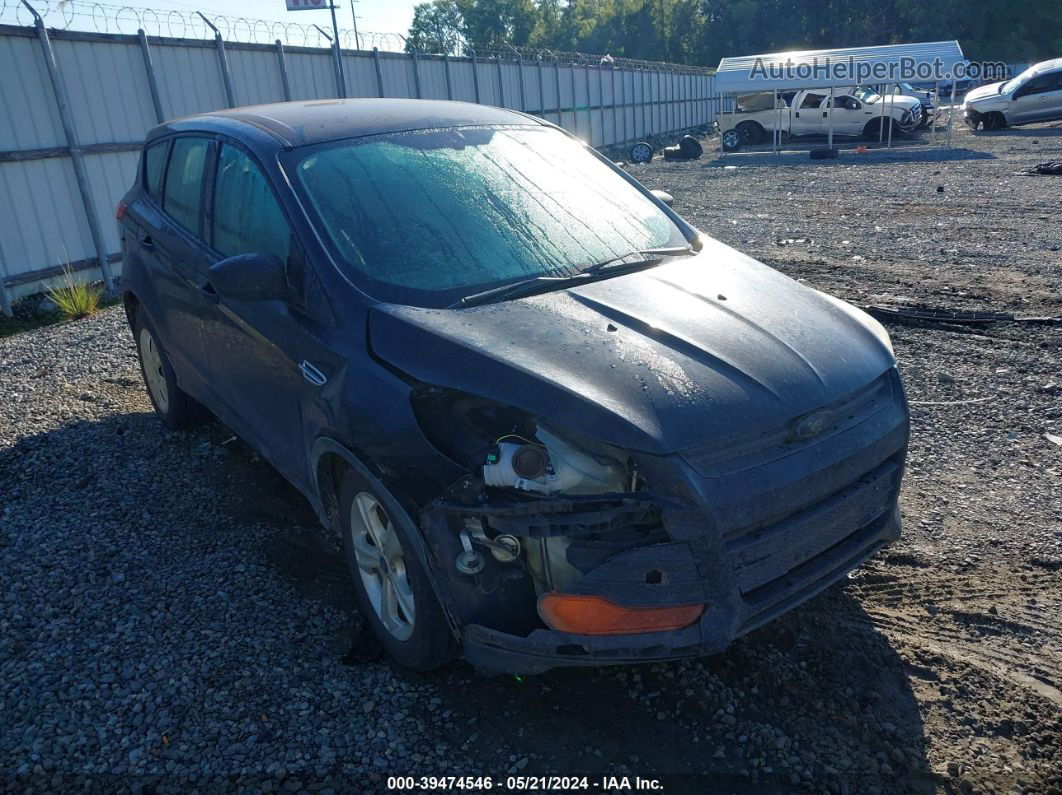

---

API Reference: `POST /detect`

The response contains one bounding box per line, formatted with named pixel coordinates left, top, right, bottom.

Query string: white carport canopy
left=715, top=41, right=965, bottom=94
left=714, top=41, right=966, bottom=153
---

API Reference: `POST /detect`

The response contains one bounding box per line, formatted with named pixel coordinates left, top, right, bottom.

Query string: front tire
left=721, top=128, right=742, bottom=152
left=981, top=112, right=1007, bottom=131
left=134, top=306, right=203, bottom=429
left=338, top=468, right=455, bottom=671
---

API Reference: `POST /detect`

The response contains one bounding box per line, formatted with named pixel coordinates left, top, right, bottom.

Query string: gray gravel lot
left=2, top=120, right=1060, bottom=794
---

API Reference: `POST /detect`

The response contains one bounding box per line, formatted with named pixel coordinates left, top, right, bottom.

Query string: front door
left=1011, top=71, right=1062, bottom=123
left=824, top=94, right=869, bottom=135
left=198, top=141, right=337, bottom=493
left=791, top=92, right=828, bottom=135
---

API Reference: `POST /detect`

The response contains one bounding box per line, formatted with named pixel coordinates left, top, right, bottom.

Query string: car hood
left=368, top=239, right=895, bottom=455
left=965, top=82, right=1005, bottom=103
left=870, top=96, right=920, bottom=111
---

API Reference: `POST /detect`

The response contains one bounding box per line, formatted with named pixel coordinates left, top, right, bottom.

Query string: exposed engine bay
left=411, top=386, right=666, bottom=629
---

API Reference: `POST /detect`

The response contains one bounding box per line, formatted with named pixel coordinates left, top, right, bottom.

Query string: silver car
left=963, top=58, right=1062, bottom=130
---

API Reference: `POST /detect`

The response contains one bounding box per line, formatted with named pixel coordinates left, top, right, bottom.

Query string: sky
left=0, top=0, right=421, bottom=38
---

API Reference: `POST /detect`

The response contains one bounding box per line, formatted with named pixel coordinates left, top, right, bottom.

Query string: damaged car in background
left=118, top=98, right=910, bottom=674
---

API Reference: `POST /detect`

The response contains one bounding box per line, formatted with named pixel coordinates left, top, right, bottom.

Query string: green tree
left=406, top=0, right=464, bottom=54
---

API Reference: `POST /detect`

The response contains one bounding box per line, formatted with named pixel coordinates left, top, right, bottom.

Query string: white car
left=963, top=57, right=1062, bottom=130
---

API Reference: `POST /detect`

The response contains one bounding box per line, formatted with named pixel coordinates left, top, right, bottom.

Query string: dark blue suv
left=119, top=99, right=909, bottom=674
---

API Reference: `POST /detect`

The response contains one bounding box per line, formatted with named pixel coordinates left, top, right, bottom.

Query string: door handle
left=822, top=111, right=828, bottom=117
left=140, top=235, right=154, bottom=251
left=299, top=360, right=327, bottom=386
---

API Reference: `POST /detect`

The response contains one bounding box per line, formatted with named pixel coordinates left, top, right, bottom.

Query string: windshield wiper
left=447, top=275, right=587, bottom=309
left=581, top=245, right=695, bottom=274
left=447, top=246, right=695, bottom=309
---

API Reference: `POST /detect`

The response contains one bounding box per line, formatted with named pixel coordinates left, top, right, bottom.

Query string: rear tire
left=338, top=467, right=455, bottom=671
left=133, top=306, right=203, bottom=429
left=736, top=121, right=764, bottom=146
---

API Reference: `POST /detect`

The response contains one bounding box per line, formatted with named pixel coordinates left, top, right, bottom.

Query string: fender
left=309, top=436, right=463, bottom=632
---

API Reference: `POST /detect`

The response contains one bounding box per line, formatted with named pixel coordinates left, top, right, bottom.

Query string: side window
left=212, top=144, right=290, bottom=262
left=801, top=93, right=825, bottom=109
left=143, top=140, right=169, bottom=198
left=1019, top=75, right=1052, bottom=96
left=163, top=137, right=209, bottom=236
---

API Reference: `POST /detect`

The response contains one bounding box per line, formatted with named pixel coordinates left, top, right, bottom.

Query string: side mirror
left=208, top=252, right=289, bottom=302
left=650, top=189, right=674, bottom=207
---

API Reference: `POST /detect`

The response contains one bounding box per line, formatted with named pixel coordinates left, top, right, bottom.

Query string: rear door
left=198, top=140, right=339, bottom=492
left=131, top=136, right=216, bottom=396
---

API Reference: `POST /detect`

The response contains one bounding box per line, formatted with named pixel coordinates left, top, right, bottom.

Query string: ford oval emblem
left=792, top=409, right=834, bottom=441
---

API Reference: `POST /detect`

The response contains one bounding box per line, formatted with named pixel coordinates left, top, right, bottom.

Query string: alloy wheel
left=349, top=491, right=416, bottom=641
left=139, top=326, right=170, bottom=414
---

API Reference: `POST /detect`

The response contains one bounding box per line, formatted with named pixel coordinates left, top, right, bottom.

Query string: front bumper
left=450, top=369, right=910, bottom=674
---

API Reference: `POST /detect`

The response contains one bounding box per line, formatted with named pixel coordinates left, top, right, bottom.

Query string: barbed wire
left=0, top=0, right=708, bottom=71
left=0, top=0, right=407, bottom=49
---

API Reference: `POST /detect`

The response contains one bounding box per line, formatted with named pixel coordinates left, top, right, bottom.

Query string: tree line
left=405, top=0, right=1061, bottom=66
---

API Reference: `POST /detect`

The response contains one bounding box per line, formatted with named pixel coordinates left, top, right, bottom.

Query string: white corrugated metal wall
left=0, top=22, right=718, bottom=309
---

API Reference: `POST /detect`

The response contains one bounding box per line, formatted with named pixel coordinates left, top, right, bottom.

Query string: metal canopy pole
left=878, top=82, right=887, bottom=143
left=495, top=56, right=505, bottom=107
left=946, top=82, right=957, bottom=147
left=887, top=90, right=895, bottom=148
left=444, top=53, right=454, bottom=100
left=372, top=47, right=384, bottom=97
left=827, top=86, right=834, bottom=149
left=22, top=0, right=114, bottom=290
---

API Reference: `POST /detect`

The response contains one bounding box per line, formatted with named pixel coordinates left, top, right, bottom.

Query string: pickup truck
left=719, top=86, right=923, bottom=151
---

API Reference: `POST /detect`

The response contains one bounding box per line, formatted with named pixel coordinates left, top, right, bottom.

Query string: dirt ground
left=1, top=117, right=1059, bottom=794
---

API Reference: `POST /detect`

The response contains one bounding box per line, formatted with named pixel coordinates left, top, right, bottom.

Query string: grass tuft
left=47, top=267, right=102, bottom=320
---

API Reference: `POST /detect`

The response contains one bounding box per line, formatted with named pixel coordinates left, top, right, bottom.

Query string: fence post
left=569, top=60, right=578, bottom=137
left=495, top=56, right=505, bottom=107
left=537, top=58, right=545, bottom=118
left=275, top=40, right=292, bottom=101
left=373, top=47, right=384, bottom=97
left=0, top=240, right=13, bottom=318
left=137, top=29, right=164, bottom=123
left=197, top=13, right=236, bottom=108
left=515, top=52, right=525, bottom=111
left=23, top=1, right=115, bottom=290
left=553, top=55, right=562, bottom=125
left=410, top=48, right=422, bottom=99
left=443, top=53, right=453, bottom=100
left=584, top=60, right=593, bottom=145
left=620, top=67, right=627, bottom=146
left=471, top=51, right=481, bottom=103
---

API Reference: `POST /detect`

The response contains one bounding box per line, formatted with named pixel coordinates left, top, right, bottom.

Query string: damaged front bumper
left=427, top=369, right=909, bottom=674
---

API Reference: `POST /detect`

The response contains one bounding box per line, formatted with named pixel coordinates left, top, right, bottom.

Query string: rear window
left=143, top=141, right=168, bottom=197
left=163, top=137, right=209, bottom=236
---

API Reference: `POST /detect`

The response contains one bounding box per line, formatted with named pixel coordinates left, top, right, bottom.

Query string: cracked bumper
left=454, top=369, right=909, bottom=674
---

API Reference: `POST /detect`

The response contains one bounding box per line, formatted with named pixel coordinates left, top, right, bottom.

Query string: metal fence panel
left=227, top=46, right=285, bottom=107
left=0, top=23, right=718, bottom=311
left=0, top=32, right=63, bottom=149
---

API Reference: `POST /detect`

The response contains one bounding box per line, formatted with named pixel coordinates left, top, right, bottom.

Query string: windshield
left=287, top=125, right=687, bottom=308
left=1001, top=65, right=1037, bottom=94
left=853, top=86, right=881, bottom=103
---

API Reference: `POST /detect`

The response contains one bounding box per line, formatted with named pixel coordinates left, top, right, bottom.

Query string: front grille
left=682, top=371, right=894, bottom=480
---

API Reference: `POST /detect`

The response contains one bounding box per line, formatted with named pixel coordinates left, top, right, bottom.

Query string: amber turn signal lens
left=538, top=593, right=705, bottom=635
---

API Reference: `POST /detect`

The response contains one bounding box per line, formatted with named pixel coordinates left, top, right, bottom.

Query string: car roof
left=1031, top=57, right=1062, bottom=75
left=149, top=98, right=542, bottom=148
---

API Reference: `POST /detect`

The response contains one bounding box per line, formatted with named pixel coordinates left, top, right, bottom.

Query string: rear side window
left=163, top=137, right=209, bottom=235
left=143, top=141, right=168, bottom=197
left=212, top=144, right=290, bottom=261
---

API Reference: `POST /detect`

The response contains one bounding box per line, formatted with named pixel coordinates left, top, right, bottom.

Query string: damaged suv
left=119, top=99, right=909, bottom=674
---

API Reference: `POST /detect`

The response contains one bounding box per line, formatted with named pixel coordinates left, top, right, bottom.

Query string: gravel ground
left=2, top=119, right=1060, bottom=794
